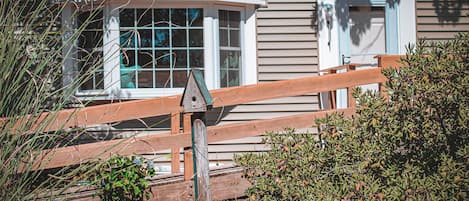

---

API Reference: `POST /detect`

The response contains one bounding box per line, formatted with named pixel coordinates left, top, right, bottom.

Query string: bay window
left=64, top=1, right=260, bottom=99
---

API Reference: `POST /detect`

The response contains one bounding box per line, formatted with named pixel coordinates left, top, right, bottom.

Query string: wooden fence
left=6, top=55, right=403, bottom=179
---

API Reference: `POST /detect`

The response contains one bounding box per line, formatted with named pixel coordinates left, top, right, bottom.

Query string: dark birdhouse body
left=181, top=70, right=213, bottom=113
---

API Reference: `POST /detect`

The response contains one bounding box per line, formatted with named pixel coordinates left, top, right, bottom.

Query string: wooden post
left=180, top=70, right=213, bottom=201
left=192, top=114, right=211, bottom=201
left=170, top=112, right=181, bottom=173
left=184, top=113, right=194, bottom=181
left=328, top=69, right=337, bottom=109
left=184, top=148, right=194, bottom=181
left=347, top=65, right=356, bottom=108
left=375, top=55, right=402, bottom=101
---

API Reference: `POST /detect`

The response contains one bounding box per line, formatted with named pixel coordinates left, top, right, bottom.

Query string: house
left=61, top=0, right=469, bottom=170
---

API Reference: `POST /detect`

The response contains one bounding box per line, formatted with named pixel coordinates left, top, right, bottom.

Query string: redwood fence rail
left=4, top=55, right=403, bottom=180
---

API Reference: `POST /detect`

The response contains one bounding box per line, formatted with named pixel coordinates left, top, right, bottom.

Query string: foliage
left=92, top=155, right=156, bottom=201
left=0, top=0, right=105, bottom=199
left=236, top=32, right=469, bottom=200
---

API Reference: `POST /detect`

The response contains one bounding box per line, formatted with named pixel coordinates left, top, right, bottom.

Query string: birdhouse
left=180, top=69, right=213, bottom=113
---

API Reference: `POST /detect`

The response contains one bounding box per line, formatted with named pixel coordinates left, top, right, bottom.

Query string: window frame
left=214, top=6, right=245, bottom=89
left=66, top=1, right=257, bottom=100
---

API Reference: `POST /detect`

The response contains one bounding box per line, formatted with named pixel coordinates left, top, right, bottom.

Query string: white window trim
left=66, top=1, right=257, bottom=100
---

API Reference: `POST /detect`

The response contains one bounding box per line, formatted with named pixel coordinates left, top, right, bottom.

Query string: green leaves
left=237, top=32, right=469, bottom=200
left=92, top=155, right=155, bottom=201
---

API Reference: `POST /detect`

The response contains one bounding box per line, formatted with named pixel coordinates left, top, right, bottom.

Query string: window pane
left=189, top=29, right=204, bottom=47
left=220, top=69, right=227, bottom=88
left=154, top=29, right=169, bottom=47
left=228, top=70, right=240, bottom=86
left=229, top=11, right=240, bottom=28
left=121, top=69, right=137, bottom=88
left=79, top=31, right=102, bottom=49
left=137, top=9, right=152, bottom=27
left=121, top=51, right=139, bottom=88
left=154, top=9, right=170, bottom=27
left=219, top=10, right=228, bottom=27
left=138, top=71, right=153, bottom=88
left=171, top=9, right=186, bottom=26
left=172, top=29, right=187, bottom=47
left=95, top=70, right=104, bottom=89
left=174, top=50, right=187, bottom=68
left=156, top=71, right=171, bottom=88
left=81, top=77, right=94, bottom=90
left=220, top=50, right=240, bottom=69
left=121, top=64, right=137, bottom=88
left=138, top=50, right=153, bottom=68
left=155, top=50, right=171, bottom=68
left=173, top=71, right=188, bottom=88
left=121, top=50, right=136, bottom=67
left=120, top=30, right=136, bottom=48
left=219, top=29, right=228, bottom=46
left=139, top=29, right=152, bottom=47
left=80, top=52, right=103, bottom=90
left=188, top=8, right=203, bottom=27
left=120, top=9, right=135, bottom=27
left=189, top=50, right=204, bottom=68
left=230, top=30, right=240, bottom=47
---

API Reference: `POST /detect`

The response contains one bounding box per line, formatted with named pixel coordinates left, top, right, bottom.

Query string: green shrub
left=92, top=155, right=156, bottom=201
left=236, top=32, right=468, bottom=200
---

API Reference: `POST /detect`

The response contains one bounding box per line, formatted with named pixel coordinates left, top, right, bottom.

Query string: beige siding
left=416, top=0, right=469, bottom=41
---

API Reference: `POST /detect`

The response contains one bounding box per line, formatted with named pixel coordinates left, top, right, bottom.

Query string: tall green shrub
left=0, top=0, right=104, bottom=199
left=236, top=32, right=468, bottom=200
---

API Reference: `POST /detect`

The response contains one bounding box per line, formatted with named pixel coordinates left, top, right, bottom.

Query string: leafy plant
left=92, top=155, right=156, bottom=201
left=236, top=32, right=468, bottom=200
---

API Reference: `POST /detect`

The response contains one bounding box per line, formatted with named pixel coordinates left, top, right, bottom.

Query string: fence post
left=376, top=55, right=404, bottom=100
left=184, top=113, right=193, bottom=181
left=170, top=112, right=181, bottom=173
left=347, top=64, right=357, bottom=108
left=180, top=69, right=213, bottom=201
left=328, top=69, right=337, bottom=109
left=192, top=114, right=210, bottom=201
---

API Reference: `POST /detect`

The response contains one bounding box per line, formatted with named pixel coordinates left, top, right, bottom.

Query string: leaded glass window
left=219, top=10, right=241, bottom=88
left=78, top=10, right=104, bottom=90
left=119, top=8, right=204, bottom=89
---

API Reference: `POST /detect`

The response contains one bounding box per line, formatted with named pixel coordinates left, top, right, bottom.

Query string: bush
left=236, top=32, right=468, bottom=200
left=92, top=155, right=156, bottom=201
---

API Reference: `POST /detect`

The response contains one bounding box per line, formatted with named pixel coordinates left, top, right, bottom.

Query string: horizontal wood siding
left=416, top=0, right=469, bottom=41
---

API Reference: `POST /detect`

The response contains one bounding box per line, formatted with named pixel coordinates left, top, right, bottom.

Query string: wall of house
left=416, top=0, right=469, bottom=42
